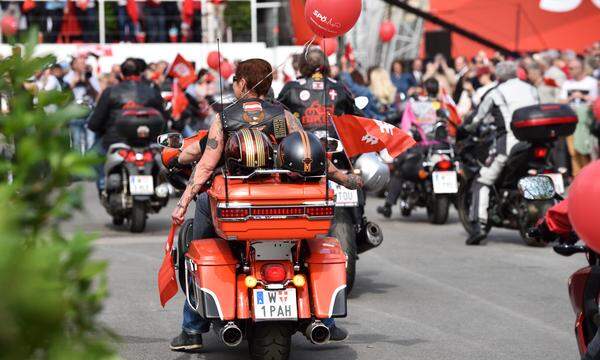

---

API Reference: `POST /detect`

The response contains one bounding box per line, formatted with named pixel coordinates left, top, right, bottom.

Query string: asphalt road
left=68, top=182, right=582, bottom=360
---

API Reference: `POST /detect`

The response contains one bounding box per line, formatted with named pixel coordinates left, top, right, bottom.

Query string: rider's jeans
left=181, top=194, right=339, bottom=334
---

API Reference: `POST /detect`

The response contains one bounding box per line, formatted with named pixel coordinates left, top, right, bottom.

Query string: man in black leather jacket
left=88, top=58, right=168, bottom=150
left=277, top=47, right=360, bottom=133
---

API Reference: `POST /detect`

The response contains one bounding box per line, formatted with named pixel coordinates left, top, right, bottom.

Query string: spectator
left=369, top=67, right=397, bottom=106
left=423, top=54, right=457, bottom=98
left=453, top=55, right=469, bottom=103
left=45, top=0, right=67, bottom=43
left=117, top=0, right=137, bottom=42
left=390, top=59, right=416, bottom=96
left=339, top=59, right=384, bottom=120
left=74, top=0, right=98, bottom=43
left=527, top=62, right=560, bottom=103
left=144, top=0, right=167, bottom=42
left=560, top=57, right=599, bottom=175
left=50, top=64, right=67, bottom=90
left=472, top=66, right=496, bottom=107
left=411, top=58, right=423, bottom=84
left=63, top=56, right=101, bottom=102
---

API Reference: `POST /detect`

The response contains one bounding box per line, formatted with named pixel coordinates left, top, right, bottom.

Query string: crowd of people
left=1, top=0, right=224, bottom=43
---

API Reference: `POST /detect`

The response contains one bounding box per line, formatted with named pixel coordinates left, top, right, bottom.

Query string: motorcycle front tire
left=329, top=209, right=357, bottom=295
left=129, top=201, right=147, bottom=233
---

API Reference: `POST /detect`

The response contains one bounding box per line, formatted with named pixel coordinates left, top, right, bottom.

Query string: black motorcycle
left=394, top=109, right=459, bottom=224
left=456, top=104, right=576, bottom=246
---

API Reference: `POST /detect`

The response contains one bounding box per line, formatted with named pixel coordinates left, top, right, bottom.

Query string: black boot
left=377, top=204, right=392, bottom=218
left=328, top=325, right=349, bottom=342
left=170, top=331, right=203, bottom=352
left=466, top=222, right=487, bottom=246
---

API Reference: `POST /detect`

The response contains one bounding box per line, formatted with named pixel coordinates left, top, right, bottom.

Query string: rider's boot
left=170, top=331, right=203, bottom=352
left=466, top=222, right=487, bottom=246
left=377, top=203, right=392, bottom=218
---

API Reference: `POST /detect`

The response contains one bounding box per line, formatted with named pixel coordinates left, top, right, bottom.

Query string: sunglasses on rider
left=233, top=75, right=240, bottom=83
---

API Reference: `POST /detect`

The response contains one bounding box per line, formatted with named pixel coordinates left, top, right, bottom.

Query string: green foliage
left=224, top=1, right=251, bottom=40
left=0, top=31, right=115, bottom=359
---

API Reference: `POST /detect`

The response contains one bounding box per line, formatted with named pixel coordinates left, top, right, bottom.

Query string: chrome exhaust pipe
left=305, top=320, right=330, bottom=344
left=217, top=322, right=243, bottom=347
left=357, top=221, right=384, bottom=253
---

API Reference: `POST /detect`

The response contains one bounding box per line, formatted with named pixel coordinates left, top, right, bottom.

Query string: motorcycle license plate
left=129, top=175, right=154, bottom=195
left=329, top=181, right=358, bottom=207
left=253, top=288, right=297, bottom=321
left=432, top=171, right=458, bottom=194
left=545, top=173, right=565, bottom=195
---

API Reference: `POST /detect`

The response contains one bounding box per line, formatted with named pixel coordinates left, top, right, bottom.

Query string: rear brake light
left=143, top=151, right=154, bottom=162
left=306, top=206, right=334, bottom=217
left=533, top=147, right=549, bottom=159
left=436, top=159, right=453, bottom=170
left=262, top=264, right=286, bottom=283
left=219, top=208, right=250, bottom=219
left=253, top=207, right=304, bottom=216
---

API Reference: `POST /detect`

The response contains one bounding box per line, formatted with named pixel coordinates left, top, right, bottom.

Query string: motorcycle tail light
left=418, top=169, right=428, bottom=179
left=262, top=264, right=286, bottom=283
left=118, top=149, right=129, bottom=158
left=305, top=206, right=334, bottom=217
left=143, top=151, right=154, bottom=162
left=218, top=208, right=250, bottom=219
left=436, top=160, right=453, bottom=171
left=253, top=207, right=304, bottom=216
left=533, top=147, right=549, bottom=159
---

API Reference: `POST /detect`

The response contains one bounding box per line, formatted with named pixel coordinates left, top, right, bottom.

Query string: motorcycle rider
left=464, top=61, right=540, bottom=245
left=276, top=47, right=359, bottom=133
left=169, top=58, right=363, bottom=352
left=377, top=78, right=441, bottom=218
left=88, top=58, right=168, bottom=191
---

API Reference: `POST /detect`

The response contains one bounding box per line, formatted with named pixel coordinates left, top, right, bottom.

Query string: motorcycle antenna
left=217, top=37, right=229, bottom=206
left=320, top=41, right=330, bottom=204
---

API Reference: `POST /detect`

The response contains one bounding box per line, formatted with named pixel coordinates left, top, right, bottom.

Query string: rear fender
left=306, top=237, right=347, bottom=318
left=186, top=238, right=238, bottom=320
left=570, top=265, right=600, bottom=354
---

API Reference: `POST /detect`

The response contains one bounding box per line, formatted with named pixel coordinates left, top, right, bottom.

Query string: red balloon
left=569, top=160, right=600, bottom=253
left=319, top=37, right=338, bottom=57
left=221, top=61, right=234, bottom=79
left=206, top=51, right=222, bottom=71
left=1, top=16, right=17, bottom=37
left=304, top=0, right=362, bottom=38
left=379, top=20, right=396, bottom=43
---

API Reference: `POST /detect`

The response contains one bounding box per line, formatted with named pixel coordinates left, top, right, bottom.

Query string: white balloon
left=539, top=0, right=582, bottom=12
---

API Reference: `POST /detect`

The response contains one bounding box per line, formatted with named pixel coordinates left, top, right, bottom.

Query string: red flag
left=168, top=54, right=197, bottom=89
left=158, top=224, right=179, bottom=307
left=182, top=0, right=195, bottom=25
left=331, top=115, right=416, bottom=158
left=172, top=79, right=189, bottom=120
left=22, top=0, right=36, bottom=13
left=126, top=0, right=139, bottom=25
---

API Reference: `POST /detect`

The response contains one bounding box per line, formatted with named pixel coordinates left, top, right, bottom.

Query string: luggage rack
left=223, top=168, right=326, bottom=181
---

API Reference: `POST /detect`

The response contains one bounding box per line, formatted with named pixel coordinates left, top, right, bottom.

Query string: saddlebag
left=185, top=238, right=238, bottom=320
left=305, top=237, right=347, bottom=318
left=511, top=104, right=577, bottom=142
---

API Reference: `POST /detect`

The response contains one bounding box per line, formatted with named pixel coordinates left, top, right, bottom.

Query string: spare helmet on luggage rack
left=277, top=131, right=327, bottom=180
left=225, top=128, right=275, bottom=176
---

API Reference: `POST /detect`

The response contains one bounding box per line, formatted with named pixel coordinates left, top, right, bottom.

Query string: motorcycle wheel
left=518, top=200, right=553, bottom=247
left=176, top=219, right=194, bottom=289
left=248, top=323, right=292, bottom=360
left=457, top=179, right=491, bottom=235
left=329, top=210, right=357, bottom=295
left=426, top=195, right=449, bottom=225
left=129, top=201, right=147, bottom=233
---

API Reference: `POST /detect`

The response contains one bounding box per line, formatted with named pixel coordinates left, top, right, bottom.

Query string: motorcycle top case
left=115, top=107, right=165, bottom=145
left=511, top=104, right=577, bottom=142
left=208, top=175, right=334, bottom=241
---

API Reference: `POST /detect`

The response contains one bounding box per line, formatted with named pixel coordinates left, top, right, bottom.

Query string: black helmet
left=225, top=129, right=274, bottom=175
left=277, top=131, right=327, bottom=177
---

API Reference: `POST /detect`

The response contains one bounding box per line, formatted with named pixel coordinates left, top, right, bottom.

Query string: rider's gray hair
left=495, top=61, right=518, bottom=82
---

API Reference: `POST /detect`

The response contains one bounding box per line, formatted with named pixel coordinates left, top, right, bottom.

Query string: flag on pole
left=126, top=0, right=139, bottom=24
left=158, top=224, right=179, bottom=307
left=168, top=54, right=197, bottom=89
left=331, top=115, right=416, bottom=158
left=171, top=79, right=189, bottom=120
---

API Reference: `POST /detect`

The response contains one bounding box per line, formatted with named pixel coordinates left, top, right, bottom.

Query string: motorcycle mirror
left=517, top=176, right=556, bottom=200
left=354, top=96, right=369, bottom=110
left=326, top=137, right=344, bottom=153
left=157, top=133, right=184, bottom=149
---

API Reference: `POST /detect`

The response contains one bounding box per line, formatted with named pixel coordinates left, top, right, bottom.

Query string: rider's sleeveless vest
left=222, top=98, right=288, bottom=144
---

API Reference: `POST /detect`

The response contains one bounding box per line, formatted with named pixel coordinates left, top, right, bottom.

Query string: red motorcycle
left=159, top=133, right=347, bottom=360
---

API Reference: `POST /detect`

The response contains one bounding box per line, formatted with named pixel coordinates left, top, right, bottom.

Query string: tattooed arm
left=327, top=160, right=364, bottom=190
left=285, top=110, right=303, bottom=133
left=172, top=118, right=224, bottom=224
